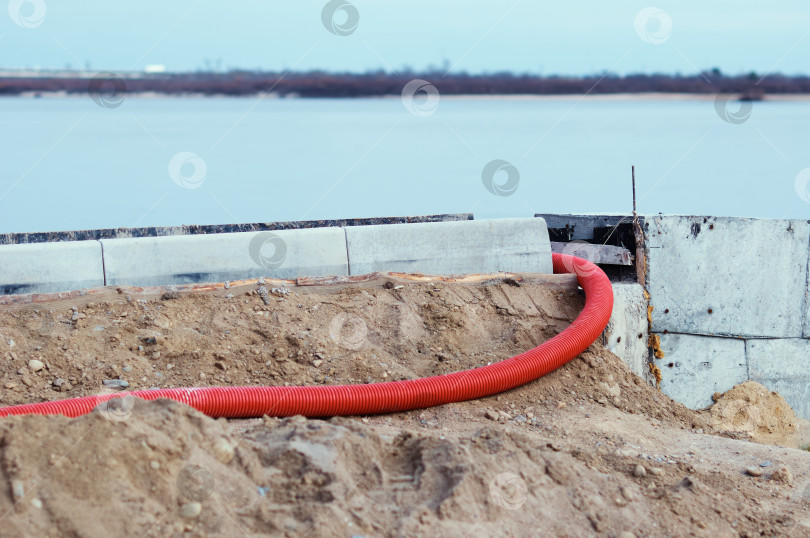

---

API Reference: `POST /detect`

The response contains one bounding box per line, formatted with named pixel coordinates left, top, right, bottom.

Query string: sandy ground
left=0, top=276, right=809, bottom=537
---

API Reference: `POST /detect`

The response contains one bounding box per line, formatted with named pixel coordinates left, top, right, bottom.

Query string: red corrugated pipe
left=0, top=253, right=613, bottom=419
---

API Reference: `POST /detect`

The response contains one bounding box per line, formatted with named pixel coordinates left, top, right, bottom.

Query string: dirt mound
left=0, top=279, right=700, bottom=429
left=0, top=399, right=247, bottom=537
left=710, top=381, right=801, bottom=448
left=0, top=397, right=807, bottom=537
left=0, top=278, right=808, bottom=536
left=0, top=397, right=802, bottom=538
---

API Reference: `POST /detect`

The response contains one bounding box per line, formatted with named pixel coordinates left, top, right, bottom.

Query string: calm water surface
left=1, top=96, right=808, bottom=233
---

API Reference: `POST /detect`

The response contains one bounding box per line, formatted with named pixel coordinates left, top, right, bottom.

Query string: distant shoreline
left=419, top=93, right=810, bottom=101
left=4, top=91, right=810, bottom=101
left=2, top=71, right=809, bottom=99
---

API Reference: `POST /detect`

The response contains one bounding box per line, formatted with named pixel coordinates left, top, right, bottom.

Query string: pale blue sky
left=2, top=0, right=810, bottom=76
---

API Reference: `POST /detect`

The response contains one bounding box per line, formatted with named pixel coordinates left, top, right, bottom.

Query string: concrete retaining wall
left=538, top=213, right=810, bottom=419
left=646, top=215, right=810, bottom=418
left=0, top=217, right=553, bottom=293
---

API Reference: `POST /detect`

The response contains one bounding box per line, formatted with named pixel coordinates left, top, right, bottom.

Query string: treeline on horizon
left=2, top=69, right=810, bottom=97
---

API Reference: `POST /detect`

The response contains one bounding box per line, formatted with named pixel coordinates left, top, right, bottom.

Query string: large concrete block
left=747, top=338, right=810, bottom=380
left=747, top=338, right=810, bottom=419
left=647, top=216, right=810, bottom=338
left=0, top=241, right=105, bottom=295
left=345, top=218, right=552, bottom=275
left=101, top=228, right=348, bottom=287
left=603, top=282, right=648, bottom=378
left=656, top=333, right=747, bottom=409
